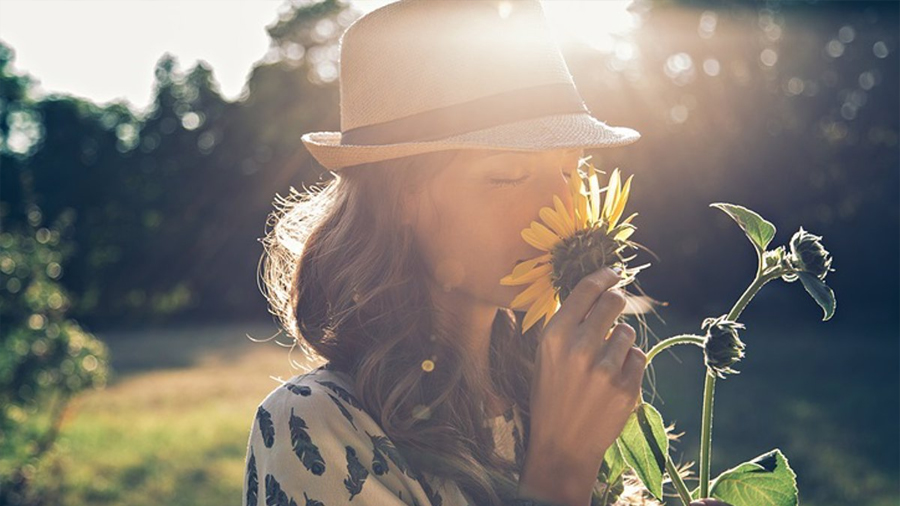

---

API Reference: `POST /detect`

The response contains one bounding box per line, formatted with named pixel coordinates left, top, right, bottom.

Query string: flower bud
left=787, top=226, right=834, bottom=280
left=701, top=314, right=747, bottom=379
left=763, top=246, right=785, bottom=270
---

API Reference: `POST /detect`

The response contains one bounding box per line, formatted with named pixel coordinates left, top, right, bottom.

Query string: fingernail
left=610, top=265, right=623, bottom=277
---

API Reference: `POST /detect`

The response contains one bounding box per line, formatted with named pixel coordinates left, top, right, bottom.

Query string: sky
left=0, top=0, right=635, bottom=113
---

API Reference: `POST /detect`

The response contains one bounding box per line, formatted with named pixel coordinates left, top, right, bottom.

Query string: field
left=32, top=315, right=899, bottom=506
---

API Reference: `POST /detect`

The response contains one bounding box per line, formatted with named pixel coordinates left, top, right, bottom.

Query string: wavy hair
left=257, top=150, right=683, bottom=505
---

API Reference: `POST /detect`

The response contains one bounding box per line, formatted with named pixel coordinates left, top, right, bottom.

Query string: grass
left=30, top=315, right=899, bottom=506
left=32, top=321, right=318, bottom=506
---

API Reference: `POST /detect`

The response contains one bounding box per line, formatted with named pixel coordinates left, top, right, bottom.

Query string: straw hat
left=301, top=0, right=640, bottom=171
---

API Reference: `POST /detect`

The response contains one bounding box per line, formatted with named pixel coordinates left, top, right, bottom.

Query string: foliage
left=0, top=210, right=109, bottom=505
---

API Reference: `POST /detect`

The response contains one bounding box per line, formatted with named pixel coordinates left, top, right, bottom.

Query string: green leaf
left=707, top=449, right=798, bottom=506
left=711, top=203, right=777, bottom=256
left=617, top=403, right=668, bottom=500
left=797, top=272, right=836, bottom=321
left=602, top=438, right=627, bottom=484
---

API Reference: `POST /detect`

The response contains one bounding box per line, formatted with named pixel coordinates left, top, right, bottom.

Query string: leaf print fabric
left=289, top=408, right=326, bottom=475
left=241, top=365, right=525, bottom=506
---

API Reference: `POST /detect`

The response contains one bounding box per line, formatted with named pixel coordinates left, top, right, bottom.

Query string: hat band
left=340, top=82, right=589, bottom=146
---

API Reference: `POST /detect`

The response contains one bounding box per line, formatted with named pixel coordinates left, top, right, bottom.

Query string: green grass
left=31, top=316, right=899, bottom=506
left=32, top=322, right=318, bottom=506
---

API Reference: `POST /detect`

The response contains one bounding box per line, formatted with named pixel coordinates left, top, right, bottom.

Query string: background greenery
left=1, top=0, right=896, bottom=505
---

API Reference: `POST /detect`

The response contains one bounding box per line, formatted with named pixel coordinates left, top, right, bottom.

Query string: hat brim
left=301, top=112, right=640, bottom=171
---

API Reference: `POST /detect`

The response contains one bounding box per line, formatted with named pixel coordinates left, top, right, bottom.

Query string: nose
left=545, top=161, right=576, bottom=221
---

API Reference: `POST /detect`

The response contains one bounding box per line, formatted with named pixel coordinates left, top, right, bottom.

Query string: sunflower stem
left=697, top=266, right=786, bottom=498
left=644, top=335, right=706, bottom=366
left=666, top=455, right=694, bottom=506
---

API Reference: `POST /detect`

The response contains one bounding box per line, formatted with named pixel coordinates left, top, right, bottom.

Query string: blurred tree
left=0, top=208, right=109, bottom=506
left=1, top=0, right=896, bottom=331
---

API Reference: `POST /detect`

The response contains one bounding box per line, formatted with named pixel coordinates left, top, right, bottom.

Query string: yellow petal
left=603, top=168, right=621, bottom=223
left=539, top=206, right=572, bottom=238
left=508, top=262, right=553, bottom=285
left=522, top=228, right=550, bottom=251
left=608, top=174, right=633, bottom=231
left=568, top=164, right=582, bottom=197
left=510, top=256, right=544, bottom=278
left=588, top=172, right=601, bottom=224
left=621, top=212, right=639, bottom=225
left=614, top=227, right=636, bottom=241
left=540, top=292, right=561, bottom=328
left=553, top=195, right=576, bottom=233
left=530, top=221, right=561, bottom=248
left=522, top=288, right=555, bottom=333
left=574, top=191, right=590, bottom=228
left=510, top=278, right=553, bottom=309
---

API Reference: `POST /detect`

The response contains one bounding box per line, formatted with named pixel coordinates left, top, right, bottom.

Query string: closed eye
left=489, top=175, right=529, bottom=187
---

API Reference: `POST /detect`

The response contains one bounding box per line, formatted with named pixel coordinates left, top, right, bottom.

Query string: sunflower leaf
left=617, top=403, right=668, bottom=500
left=710, top=203, right=776, bottom=258
left=690, top=449, right=798, bottom=506
left=797, top=272, right=836, bottom=321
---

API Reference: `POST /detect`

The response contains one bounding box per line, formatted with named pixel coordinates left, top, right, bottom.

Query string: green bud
left=786, top=226, right=834, bottom=281
left=763, top=245, right=785, bottom=270
left=701, top=314, right=747, bottom=379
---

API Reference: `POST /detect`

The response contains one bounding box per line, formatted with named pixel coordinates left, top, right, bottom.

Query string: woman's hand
left=517, top=267, right=646, bottom=506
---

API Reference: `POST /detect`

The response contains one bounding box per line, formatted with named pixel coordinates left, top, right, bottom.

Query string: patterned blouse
left=241, top=364, right=527, bottom=506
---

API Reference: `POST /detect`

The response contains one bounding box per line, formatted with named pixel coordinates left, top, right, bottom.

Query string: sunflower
left=500, top=158, right=649, bottom=332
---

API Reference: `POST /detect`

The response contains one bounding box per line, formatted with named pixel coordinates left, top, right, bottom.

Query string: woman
left=244, top=1, right=731, bottom=505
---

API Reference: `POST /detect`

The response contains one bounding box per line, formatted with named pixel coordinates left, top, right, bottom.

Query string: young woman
left=244, top=2, right=732, bottom=506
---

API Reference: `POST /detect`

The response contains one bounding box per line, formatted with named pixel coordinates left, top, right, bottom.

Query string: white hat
left=301, top=0, right=640, bottom=171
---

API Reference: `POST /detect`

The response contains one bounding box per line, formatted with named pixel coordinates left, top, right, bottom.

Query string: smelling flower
left=701, top=314, right=747, bottom=379
left=500, top=159, right=649, bottom=332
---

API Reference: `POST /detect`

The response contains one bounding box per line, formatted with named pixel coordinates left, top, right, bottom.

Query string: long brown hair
left=258, top=150, right=675, bottom=505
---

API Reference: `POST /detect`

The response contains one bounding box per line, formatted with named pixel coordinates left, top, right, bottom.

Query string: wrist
left=517, top=456, right=594, bottom=506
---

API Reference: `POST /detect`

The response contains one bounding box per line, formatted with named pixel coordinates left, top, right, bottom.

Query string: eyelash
left=489, top=175, right=529, bottom=187
left=490, top=168, right=573, bottom=188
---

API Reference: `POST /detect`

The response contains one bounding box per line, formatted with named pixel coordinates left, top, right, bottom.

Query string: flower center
left=549, top=223, right=625, bottom=301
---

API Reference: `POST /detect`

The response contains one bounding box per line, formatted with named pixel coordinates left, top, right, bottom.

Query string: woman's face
left=406, top=147, right=584, bottom=310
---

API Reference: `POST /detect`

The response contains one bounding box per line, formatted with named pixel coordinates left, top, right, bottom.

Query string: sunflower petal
left=540, top=292, right=561, bottom=328
left=574, top=191, right=590, bottom=228
left=508, top=256, right=544, bottom=279
left=521, top=228, right=551, bottom=251
left=522, top=288, right=555, bottom=333
left=568, top=164, right=582, bottom=197
left=621, top=212, right=639, bottom=225
left=508, top=262, right=553, bottom=285
left=589, top=172, right=601, bottom=224
left=614, top=226, right=636, bottom=241
left=539, top=206, right=571, bottom=238
left=510, top=278, right=553, bottom=309
left=603, top=168, right=621, bottom=223
left=609, top=174, right=633, bottom=230
left=530, top=221, right=561, bottom=248
left=553, top=195, right=576, bottom=233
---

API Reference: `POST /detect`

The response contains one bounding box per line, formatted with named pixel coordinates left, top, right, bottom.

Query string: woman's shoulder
left=245, top=364, right=463, bottom=505
left=256, top=363, right=366, bottom=436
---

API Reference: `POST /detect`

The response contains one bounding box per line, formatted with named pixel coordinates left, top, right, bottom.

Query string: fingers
left=621, top=346, right=647, bottom=393
left=596, top=322, right=637, bottom=372
left=548, top=267, right=622, bottom=336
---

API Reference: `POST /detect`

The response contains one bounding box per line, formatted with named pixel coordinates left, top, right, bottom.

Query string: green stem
left=645, top=335, right=706, bottom=366
left=698, top=370, right=716, bottom=498
left=666, top=455, right=694, bottom=506
left=698, top=267, right=784, bottom=498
